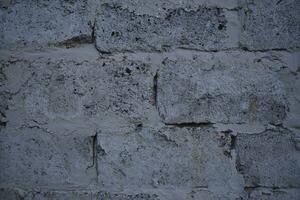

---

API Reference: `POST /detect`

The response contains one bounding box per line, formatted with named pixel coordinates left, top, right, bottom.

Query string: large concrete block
left=236, top=129, right=300, bottom=187
left=96, top=127, right=245, bottom=198
left=0, top=127, right=96, bottom=188
left=157, top=59, right=287, bottom=124
left=239, top=0, right=300, bottom=50
left=0, top=0, right=98, bottom=49
left=95, top=4, right=239, bottom=52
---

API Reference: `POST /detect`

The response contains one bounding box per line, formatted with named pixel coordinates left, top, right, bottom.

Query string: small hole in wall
left=125, top=67, right=132, bottom=74
left=111, top=31, right=121, bottom=37
left=135, top=123, right=143, bottom=131
left=218, top=24, right=225, bottom=30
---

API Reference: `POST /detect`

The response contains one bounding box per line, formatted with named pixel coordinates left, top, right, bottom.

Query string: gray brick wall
left=0, top=0, right=299, bottom=199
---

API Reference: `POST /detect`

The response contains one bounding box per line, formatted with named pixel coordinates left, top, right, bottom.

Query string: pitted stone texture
left=78, top=59, right=155, bottom=123
left=236, top=129, right=300, bottom=187
left=157, top=58, right=287, bottom=124
left=95, top=4, right=239, bottom=52
left=247, top=188, right=300, bottom=200
left=97, top=127, right=245, bottom=199
left=0, top=128, right=95, bottom=188
left=240, top=0, right=300, bottom=50
left=0, top=0, right=97, bottom=49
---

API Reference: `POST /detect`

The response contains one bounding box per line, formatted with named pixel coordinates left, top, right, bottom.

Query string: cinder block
left=95, top=4, right=239, bottom=52
left=157, top=59, right=287, bottom=124
left=236, top=129, right=300, bottom=187
left=240, top=0, right=300, bottom=50
left=0, top=0, right=97, bottom=49
left=96, top=126, right=244, bottom=198
left=0, top=128, right=96, bottom=188
left=0, top=56, right=155, bottom=129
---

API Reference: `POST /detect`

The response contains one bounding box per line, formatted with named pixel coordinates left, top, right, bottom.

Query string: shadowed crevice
left=87, top=133, right=99, bottom=183
left=58, top=35, right=94, bottom=48
left=152, top=71, right=158, bottom=108
left=164, top=122, right=214, bottom=128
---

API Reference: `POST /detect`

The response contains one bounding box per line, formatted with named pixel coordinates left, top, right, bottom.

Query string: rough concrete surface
left=0, top=0, right=299, bottom=200
left=239, top=0, right=300, bottom=50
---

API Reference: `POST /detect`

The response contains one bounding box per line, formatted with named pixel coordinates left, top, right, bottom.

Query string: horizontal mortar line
left=222, top=7, right=243, bottom=11
left=0, top=186, right=211, bottom=193
left=2, top=44, right=298, bottom=56
left=100, top=3, right=243, bottom=14
left=95, top=47, right=297, bottom=57
left=103, top=186, right=210, bottom=193
left=164, top=122, right=214, bottom=127
left=0, top=186, right=96, bottom=193
left=193, top=185, right=209, bottom=189
left=244, top=186, right=300, bottom=190
left=178, top=46, right=297, bottom=53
